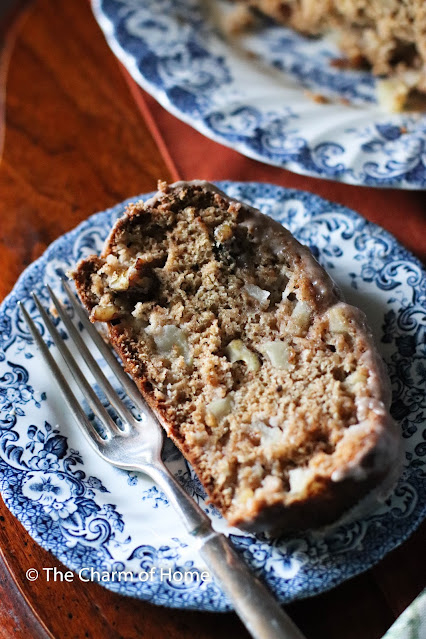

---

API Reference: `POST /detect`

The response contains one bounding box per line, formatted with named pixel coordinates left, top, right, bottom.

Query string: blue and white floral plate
left=0, top=182, right=425, bottom=611
left=91, top=0, right=426, bottom=189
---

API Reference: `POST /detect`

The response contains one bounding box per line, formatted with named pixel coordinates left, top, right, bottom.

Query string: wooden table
left=0, top=2, right=424, bottom=638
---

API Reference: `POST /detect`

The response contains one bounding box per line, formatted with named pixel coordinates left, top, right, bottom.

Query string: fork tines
left=19, top=299, right=105, bottom=445
left=19, top=279, right=145, bottom=445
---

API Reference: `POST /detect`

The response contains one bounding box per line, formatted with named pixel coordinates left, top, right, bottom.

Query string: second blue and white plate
left=0, top=183, right=425, bottom=611
left=91, top=0, right=426, bottom=189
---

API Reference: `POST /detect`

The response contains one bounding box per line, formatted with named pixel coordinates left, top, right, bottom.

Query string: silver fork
left=19, top=279, right=307, bottom=639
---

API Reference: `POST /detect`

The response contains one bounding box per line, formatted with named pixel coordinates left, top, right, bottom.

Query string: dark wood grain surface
left=0, top=1, right=424, bottom=638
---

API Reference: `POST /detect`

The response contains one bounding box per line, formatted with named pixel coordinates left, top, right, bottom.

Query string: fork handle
left=200, top=532, right=306, bottom=639
left=147, top=463, right=306, bottom=639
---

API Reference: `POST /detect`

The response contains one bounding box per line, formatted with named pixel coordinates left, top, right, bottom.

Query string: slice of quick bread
left=71, top=181, right=401, bottom=535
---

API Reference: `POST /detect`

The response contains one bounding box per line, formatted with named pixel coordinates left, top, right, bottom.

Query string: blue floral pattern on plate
left=91, top=0, right=426, bottom=189
left=0, top=182, right=425, bottom=611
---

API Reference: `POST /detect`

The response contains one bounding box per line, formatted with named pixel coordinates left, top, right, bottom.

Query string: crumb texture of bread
left=72, top=181, right=401, bottom=535
left=237, top=0, right=426, bottom=106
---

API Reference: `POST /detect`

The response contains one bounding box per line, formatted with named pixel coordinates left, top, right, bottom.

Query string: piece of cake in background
left=236, top=0, right=426, bottom=111
left=71, top=180, right=402, bottom=536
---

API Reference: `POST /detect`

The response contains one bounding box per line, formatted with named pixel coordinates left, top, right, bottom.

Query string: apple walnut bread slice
left=71, top=180, right=401, bottom=535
